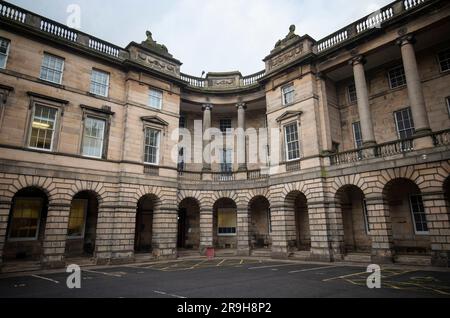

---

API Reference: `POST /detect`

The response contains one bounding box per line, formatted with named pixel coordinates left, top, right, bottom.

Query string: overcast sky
left=9, top=0, right=392, bottom=76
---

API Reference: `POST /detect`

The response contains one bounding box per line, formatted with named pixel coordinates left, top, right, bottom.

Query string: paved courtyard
left=0, top=258, right=449, bottom=298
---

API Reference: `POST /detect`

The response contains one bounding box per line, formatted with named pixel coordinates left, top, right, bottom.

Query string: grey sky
left=8, top=0, right=392, bottom=76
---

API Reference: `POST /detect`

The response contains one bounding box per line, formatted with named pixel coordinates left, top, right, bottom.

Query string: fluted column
left=236, top=102, right=247, bottom=171
left=350, top=56, right=376, bottom=146
left=202, top=104, right=213, bottom=172
left=397, top=35, right=431, bottom=136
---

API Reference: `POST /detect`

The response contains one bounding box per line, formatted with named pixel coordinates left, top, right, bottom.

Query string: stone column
left=202, top=104, right=213, bottom=172
left=397, top=35, right=431, bottom=139
left=236, top=204, right=250, bottom=256
left=42, top=202, right=71, bottom=268
left=236, top=102, right=247, bottom=171
left=421, top=192, right=450, bottom=267
left=365, top=196, right=394, bottom=263
left=350, top=56, right=376, bottom=146
left=0, top=200, right=12, bottom=268
left=199, top=205, right=213, bottom=255
left=152, top=204, right=178, bottom=259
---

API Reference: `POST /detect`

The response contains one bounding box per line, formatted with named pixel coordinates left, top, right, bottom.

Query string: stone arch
left=177, top=190, right=202, bottom=207
left=212, top=196, right=238, bottom=249
left=378, top=166, right=424, bottom=193
left=68, top=180, right=107, bottom=205
left=134, top=185, right=165, bottom=208
left=280, top=181, right=312, bottom=203
left=330, top=174, right=369, bottom=198
left=241, top=188, right=270, bottom=208
left=6, top=175, right=56, bottom=203
left=283, top=190, right=310, bottom=251
left=247, top=195, right=272, bottom=249
left=210, top=190, right=240, bottom=206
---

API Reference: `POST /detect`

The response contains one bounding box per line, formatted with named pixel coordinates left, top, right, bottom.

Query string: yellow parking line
left=240, top=259, right=244, bottom=265
left=216, top=259, right=226, bottom=267
left=190, top=259, right=209, bottom=269
left=323, top=270, right=368, bottom=282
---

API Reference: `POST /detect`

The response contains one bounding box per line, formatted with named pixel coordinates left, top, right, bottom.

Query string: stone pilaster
left=309, top=200, right=335, bottom=262
left=0, top=200, right=12, bottom=268
left=236, top=204, right=250, bottom=256
left=365, top=196, right=394, bottom=264
left=397, top=35, right=433, bottom=147
left=421, top=192, right=450, bottom=267
left=152, top=205, right=178, bottom=259
left=199, top=205, right=213, bottom=254
left=42, top=202, right=71, bottom=268
left=269, top=203, right=290, bottom=259
left=350, top=55, right=376, bottom=147
left=202, top=104, right=213, bottom=172
left=109, top=205, right=136, bottom=264
left=323, top=200, right=344, bottom=261
left=236, top=102, right=247, bottom=171
left=95, top=204, right=115, bottom=264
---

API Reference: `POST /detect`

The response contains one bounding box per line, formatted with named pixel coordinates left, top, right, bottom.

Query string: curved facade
left=1, top=0, right=450, bottom=271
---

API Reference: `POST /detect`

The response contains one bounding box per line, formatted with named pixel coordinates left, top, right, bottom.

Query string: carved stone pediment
left=141, top=115, right=169, bottom=127
left=276, top=111, right=302, bottom=123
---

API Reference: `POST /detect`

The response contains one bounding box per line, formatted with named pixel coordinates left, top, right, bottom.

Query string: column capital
left=396, top=34, right=416, bottom=47
left=349, top=55, right=366, bottom=66
left=236, top=102, right=247, bottom=110
left=202, top=103, right=213, bottom=111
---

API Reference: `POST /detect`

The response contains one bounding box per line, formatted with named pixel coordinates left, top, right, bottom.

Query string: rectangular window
left=40, top=53, right=64, bottom=84
left=90, top=69, right=110, bottom=97
left=347, top=83, right=357, bottom=103
left=144, top=127, right=161, bottom=165
left=284, top=123, right=300, bottom=161
left=67, top=199, right=87, bottom=238
left=447, top=97, right=450, bottom=117
left=352, top=122, right=363, bottom=149
left=438, top=48, right=450, bottom=72
left=82, top=117, right=106, bottom=158
left=362, top=199, right=370, bottom=234
left=179, top=115, right=186, bottom=128
left=217, top=208, right=237, bottom=235
left=29, top=104, right=58, bottom=151
left=220, top=148, right=232, bottom=173
left=148, top=89, right=163, bottom=110
left=8, top=198, right=43, bottom=240
left=395, top=108, right=415, bottom=140
left=388, top=65, right=407, bottom=89
left=219, top=119, right=232, bottom=134
left=0, top=37, right=10, bottom=69
left=282, top=84, right=295, bottom=106
left=409, top=195, right=429, bottom=234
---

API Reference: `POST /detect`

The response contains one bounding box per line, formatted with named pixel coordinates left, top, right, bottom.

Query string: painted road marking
left=82, top=269, right=122, bottom=277
left=216, top=259, right=226, bottom=267
left=190, top=259, right=209, bottom=269
left=154, top=290, right=187, bottom=299
left=289, top=265, right=339, bottom=274
left=31, top=275, right=60, bottom=284
left=248, top=263, right=301, bottom=270
left=322, top=270, right=368, bottom=282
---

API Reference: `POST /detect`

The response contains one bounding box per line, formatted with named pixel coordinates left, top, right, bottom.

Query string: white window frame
left=28, top=103, right=59, bottom=152
left=438, top=48, right=450, bottom=73
left=82, top=116, right=106, bottom=159
left=284, top=122, right=301, bottom=162
left=90, top=69, right=110, bottom=97
left=148, top=88, right=163, bottom=110
left=394, top=107, right=415, bottom=140
left=0, top=37, right=10, bottom=69
left=282, top=84, right=295, bottom=106
left=67, top=199, right=88, bottom=239
left=40, top=53, right=65, bottom=85
left=144, top=127, right=161, bottom=165
left=409, top=194, right=429, bottom=235
left=347, top=83, right=357, bottom=104
left=352, top=121, right=363, bottom=149
left=8, top=198, right=43, bottom=242
left=388, top=65, right=407, bottom=89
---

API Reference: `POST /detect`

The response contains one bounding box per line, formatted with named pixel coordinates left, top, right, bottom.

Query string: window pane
left=285, top=123, right=300, bottom=160
left=218, top=208, right=237, bottom=234
left=282, top=85, right=295, bottom=105
left=220, top=119, right=232, bottom=133
left=395, top=108, right=415, bottom=140
left=29, top=104, right=57, bottom=150
left=144, top=128, right=160, bottom=164
left=352, top=122, right=363, bottom=149
left=439, top=48, right=450, bottom=72
left=0, top=37, right=10, bottom=69
left=68, top=199, right=87, bottom=237
left=389, top=65, right=406, bottom=89
left=348, top=83, right=357, bottom=103
left=82, top=117, right=105, bottom=158
left=40, top=54, right=64, bottom=84
left=90, top=70, right=109, bottom=97
left=410, top=195, right=428, bottom=233
left=9, top=198, right=43, bottom=239
left=149, top=89, right=162, bottom=109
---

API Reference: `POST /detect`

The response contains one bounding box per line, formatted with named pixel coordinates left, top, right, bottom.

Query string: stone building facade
left=0, top=0, right=450, bottom=271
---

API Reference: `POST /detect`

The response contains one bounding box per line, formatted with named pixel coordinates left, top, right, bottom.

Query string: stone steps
left=394, top=254, right=432, bottom=266
left=177, top=250, right=202, bottom=259
left=1, top=261, right=41, bottom=274
left=251, top=249, right=271, bottom=258
left=343, top=253, right=372, bottom=263
left=214, top=249, right=237, bottom=257
left=289, top=250, right=311, bottom=261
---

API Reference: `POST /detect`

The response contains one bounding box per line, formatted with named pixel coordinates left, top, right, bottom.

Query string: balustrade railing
left=180, top=73, right=206, bottom=88
left=241, top=70, right=265, bottom=86
left=0, top=2, right=26, bottom=23
left=40, top=18, right=78, bottom=42
left=432, top=129, right=450, bottom=147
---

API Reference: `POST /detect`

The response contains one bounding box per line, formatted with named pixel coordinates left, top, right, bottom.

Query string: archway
left=134, top=195, right=157, bottom=253
left=285, top=191, right=310, bottom=251
left=213, top=198, right=237, bottom=249
left=178, top=198, right=200, bottom=250
left=384, top=178, right=430, bottom=255
left=336, top=185, right=371, bottom=254
left=249, top=196, right=271, bottom=250
left=65, top=191, right=99, bottom=257
left=4, top=187, right=48, bottom=262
